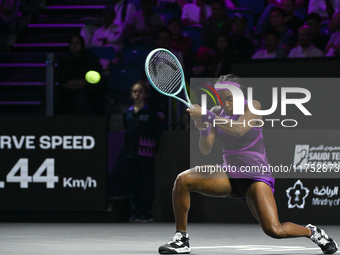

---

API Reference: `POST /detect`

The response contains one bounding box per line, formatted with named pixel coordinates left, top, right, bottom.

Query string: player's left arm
left=215, top=100, right=262, bottom=137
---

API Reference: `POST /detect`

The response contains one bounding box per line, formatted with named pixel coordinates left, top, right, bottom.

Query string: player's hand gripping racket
left=145, top=48, right=192, bottom=108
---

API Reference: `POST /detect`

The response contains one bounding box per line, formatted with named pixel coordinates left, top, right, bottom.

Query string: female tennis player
left=158, top=74, right=338, bottom=254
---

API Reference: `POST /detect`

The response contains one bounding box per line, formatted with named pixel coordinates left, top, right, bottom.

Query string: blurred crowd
left=3, top=0, right=340, bottom=69
left=2, top=0, right=340, bottom=123
left=74, top=0, right=340, bottom=78
left=52, top=0, right=340, bottom=121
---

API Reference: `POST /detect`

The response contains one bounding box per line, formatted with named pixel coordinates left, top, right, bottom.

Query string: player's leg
left=173, top=167, right=232, bottom=232
left=246, top=182, right=310, bottom=238
left=159, top=166, right=232, bottom=254
left=246, top=182, right=338, bottom=254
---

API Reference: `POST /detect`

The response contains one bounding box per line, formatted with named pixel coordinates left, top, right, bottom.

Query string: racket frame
left=145, top=48, right=192, bottom=108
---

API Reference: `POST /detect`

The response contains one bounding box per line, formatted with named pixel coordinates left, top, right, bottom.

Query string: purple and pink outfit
left=124, top=103, right=160, bottom=158
left=202, top=81, right=275, bottom=199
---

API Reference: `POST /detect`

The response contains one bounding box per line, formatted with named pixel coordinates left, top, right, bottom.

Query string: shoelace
left=171, top=233, right=183, bottom=242
left=167, top=233, right=183, bottom=245
left=314, top=231, right=330, bottom=246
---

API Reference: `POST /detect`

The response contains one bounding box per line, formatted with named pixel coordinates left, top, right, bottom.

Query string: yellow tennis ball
left=85, top=70, right=101, bottom=84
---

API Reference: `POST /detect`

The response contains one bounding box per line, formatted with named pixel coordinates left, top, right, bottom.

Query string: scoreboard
left=0, top=116, right=107, bottom=211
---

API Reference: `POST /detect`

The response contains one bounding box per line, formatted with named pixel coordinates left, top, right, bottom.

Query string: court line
left=193, top=244, right=320, bottom=251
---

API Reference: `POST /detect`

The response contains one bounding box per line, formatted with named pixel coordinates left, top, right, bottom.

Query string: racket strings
left=148, top=51, right=182, bottom=95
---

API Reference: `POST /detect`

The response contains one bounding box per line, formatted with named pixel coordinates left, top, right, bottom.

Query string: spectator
left=168, top=18, right=192, bottom=53
left=306, top=12, right=330, bottom=51
left=181, top=0, right=212, bottom=26
left=90, top=8, right=124, bottom=52
left=308, top=0, right=340, bottom=20
left=270, top=7, right=297, bottom=51
left=57, top=35, right=104, bottom=115
left=256, top=4, right=277, bottom=36
left=208, top=33, right=236, bottom=76
left=328, top=9, right=340, bottom=31
left=282, top=0, right=304, bottom=33
left=252, top=30, right=284, bottom=58
left=80, top=21, right=102, bottom=47
left=156, top=29, right=174, bottom=49
left=325, top=26, right=340, bottom=55
left=230, top=16, right=254, bottom=60
left=111, top=0, right=136, bottom=26
left=256, top=0, right=304, bottom=36
left=0, top=0, right=16, bottom=29
left=90, top=8, right=122, bottom=74
left=156, top=28, right=174, bottom=49
left=202, top=0, right=232, bottom=51
left=168, top=18, right=193, bottom=71
left=192, top=47, right=214, bottom=77
left=123, top=81, right=161, bottom=222
left=156, top=28, right=187, bottom=69
left=325, top=9, right=340, bottom=55
left=80, top=0, right=132, bottom=46
left=125, top=0, right=165, bottom=45
left=288, top=25, right=325, bottom=57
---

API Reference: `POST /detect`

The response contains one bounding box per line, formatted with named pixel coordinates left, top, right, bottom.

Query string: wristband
left=201, top=110, right=216, bottom=124
left=199, top=123, right=211, bottom=137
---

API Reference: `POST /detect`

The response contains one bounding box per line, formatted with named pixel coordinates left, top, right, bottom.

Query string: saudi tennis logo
left=293, top=145, right=310, bottom=169
left=286, top=180, right=310, bottom=209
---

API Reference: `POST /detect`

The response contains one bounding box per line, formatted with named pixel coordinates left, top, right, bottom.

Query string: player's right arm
left=197, top=106, right=220, bottom=155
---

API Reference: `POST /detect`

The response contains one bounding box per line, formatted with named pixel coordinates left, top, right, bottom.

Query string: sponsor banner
left=272, top=178, right=340, bottom=224
left=264, top=129, right=340, bottom=178
left=0, top=117, right=107, bottom=211
left=293, top=145, right=340, bottom=170
left=286, top=180, right=339, bottom=209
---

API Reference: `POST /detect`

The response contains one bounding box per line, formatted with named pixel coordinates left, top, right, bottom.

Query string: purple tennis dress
left=215, top=103, right=275, bottom=194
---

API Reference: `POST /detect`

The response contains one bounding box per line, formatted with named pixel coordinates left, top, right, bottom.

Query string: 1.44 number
left=6, top=158, right=59, bottom=188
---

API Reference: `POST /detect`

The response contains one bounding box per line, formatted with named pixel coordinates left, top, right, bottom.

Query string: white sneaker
left=306, top=224, right=338, bottom=254
left=158, top=232, right=191, bottom=254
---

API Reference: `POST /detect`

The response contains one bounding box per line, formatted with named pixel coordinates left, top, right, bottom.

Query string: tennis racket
left=145, top=48, right=192, bottom=108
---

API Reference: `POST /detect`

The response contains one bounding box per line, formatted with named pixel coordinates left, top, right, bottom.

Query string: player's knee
left=173, top=172, right=190, bottom=192
left=262, top=223, right=286, bottom=239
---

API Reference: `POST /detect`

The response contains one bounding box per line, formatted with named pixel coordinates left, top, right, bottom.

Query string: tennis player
left=158, top=74, right=338, bottom=254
